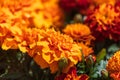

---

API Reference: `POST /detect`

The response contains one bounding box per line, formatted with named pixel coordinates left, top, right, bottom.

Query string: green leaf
left=96, top=48, right=106, bottom=63
left=89, top=60, right=108, bottom=79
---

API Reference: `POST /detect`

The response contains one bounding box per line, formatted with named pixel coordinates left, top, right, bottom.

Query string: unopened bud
left=86, top=55, right=94, bottom=68
left=101, top=69, right=108, bottom=79
left=58, top=57, right=68, bottom=70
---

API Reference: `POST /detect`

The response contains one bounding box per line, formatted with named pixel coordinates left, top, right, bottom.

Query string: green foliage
left=76, top=41, right=120, bottom=80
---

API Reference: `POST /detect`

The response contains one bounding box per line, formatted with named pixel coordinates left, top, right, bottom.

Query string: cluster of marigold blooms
left=0, top=0, right=120, bottom=80
left=60, top=0, right=120, bottom=41
left=0, top=0, right=94, bottom=80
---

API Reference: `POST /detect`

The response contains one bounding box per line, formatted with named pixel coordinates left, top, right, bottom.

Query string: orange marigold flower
left=110, top=72, right=120, bottom=80
left=85, top=3, right=120, bottom=41
left=63, top=23, right=95, bottom=46
left=27, top=29, right=82, bottom=73
left=0, top=0, right=64, bottom=29
left=106, top=51, right=120, bottom=73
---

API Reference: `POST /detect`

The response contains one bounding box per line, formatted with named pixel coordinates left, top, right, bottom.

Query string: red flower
left=55, top=67, right=89, bottom=80
left=85, top=3, right=120, bottom=41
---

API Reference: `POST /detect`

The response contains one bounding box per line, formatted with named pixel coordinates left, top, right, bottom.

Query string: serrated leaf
left=89, top=60, right=107, bottom=79
left=96, top=48, right=106, bottom=63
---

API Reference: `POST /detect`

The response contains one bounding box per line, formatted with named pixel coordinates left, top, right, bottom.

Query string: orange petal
left=34, top=53, right=49, bottom=69
left=49, top=61, right=58, bottom=73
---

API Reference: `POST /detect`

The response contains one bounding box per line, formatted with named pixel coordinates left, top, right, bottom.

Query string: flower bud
left=101, top=69, right=108, bottom=79
left=86, top=55, right=94, bottom=68
left=58, top=57, right=68, bottom=70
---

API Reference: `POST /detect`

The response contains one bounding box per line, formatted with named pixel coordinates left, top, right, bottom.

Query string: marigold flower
left=27, top=29, right=82, bottom=73
left=85, top=3, right=120, bottom=41
left=0, top=0, right=64, bottom=29
left=106, top=51, right=120, bottom=73
left=63, top=23, right=95, bottom=46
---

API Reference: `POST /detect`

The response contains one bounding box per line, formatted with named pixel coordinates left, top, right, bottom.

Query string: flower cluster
left=1, top=25, right=82, bottom=73
left=0, top=0, right=82, bottom=74
left=1, top=0, right=120, bottom=80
